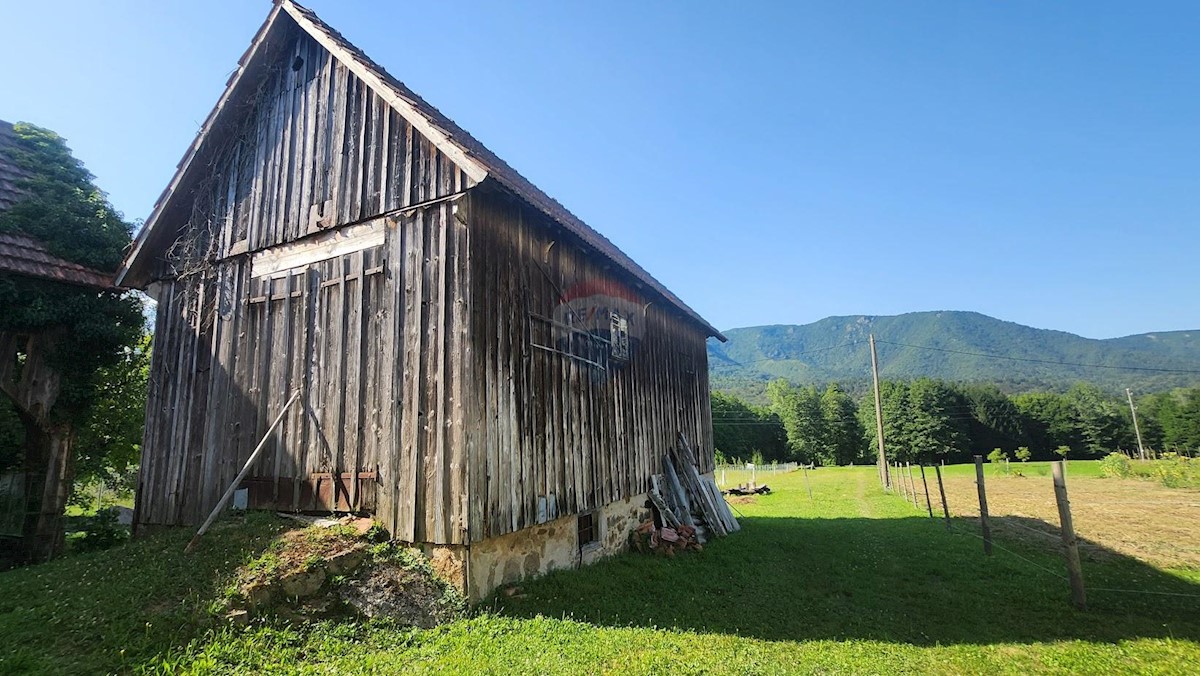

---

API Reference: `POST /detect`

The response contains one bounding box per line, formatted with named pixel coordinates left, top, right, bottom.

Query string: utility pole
left=870, top=334, right=889, bottom=489
left=1125, top=388, right=1147, bottom=460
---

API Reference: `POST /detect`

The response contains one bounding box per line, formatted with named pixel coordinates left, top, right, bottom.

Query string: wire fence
left=715, top=462, right=800, bottom=487
left=884, top=459, right=1200, bottom=606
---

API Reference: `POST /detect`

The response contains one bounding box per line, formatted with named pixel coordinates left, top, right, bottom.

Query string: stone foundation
left=461, top=492, right=651, bottom=602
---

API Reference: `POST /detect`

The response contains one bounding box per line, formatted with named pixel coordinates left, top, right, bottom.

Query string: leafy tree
left=987, top=448, right=1007, bottom=463
left=72, top=334, right=151, bottom=499
left=876, top=380, right=914, bottom=462
left=711, top=391, right=788, bottom=463
left=1142, top=388, right=1200, bottom=452
left=820, top=383, right=867, bottom=465
left=768, top=380, right=826, bottom=464
left=960, top=384, right=1027, bottom=454
left=1015, top=446, right=1032, bottom=462
left=1055, top=445, right=1071, bottom=460
left=1065, top=383, right=1131, bottom=457
left=0, top=122, right=144, bottom=561
left=906, top=379, right=968, bottom=463
left=0, top=124, right=130, bottom=270
left=1013, top=391, right=1082, bottom=458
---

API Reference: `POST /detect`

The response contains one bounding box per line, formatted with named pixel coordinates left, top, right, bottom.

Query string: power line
left=874, top=339, right=1200, bottom=375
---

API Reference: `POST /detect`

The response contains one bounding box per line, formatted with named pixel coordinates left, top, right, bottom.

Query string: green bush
left=987, top=448, right=1007, bottom=463
left=67, top=507, right=129, bottom=553
left=1153, top=453, right=1200, bottom=489
left=1099, top=452, right=1132, bottom=479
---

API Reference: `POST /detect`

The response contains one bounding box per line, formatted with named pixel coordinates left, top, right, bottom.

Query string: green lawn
left=2, top=466, right=1198, bottom=674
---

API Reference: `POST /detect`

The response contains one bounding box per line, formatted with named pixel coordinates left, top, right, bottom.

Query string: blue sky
left=2, top=1, right=1197, bottom=339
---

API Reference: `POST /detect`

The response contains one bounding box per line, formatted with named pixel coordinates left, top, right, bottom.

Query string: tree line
left=712, top=378, right=1200, bottom=466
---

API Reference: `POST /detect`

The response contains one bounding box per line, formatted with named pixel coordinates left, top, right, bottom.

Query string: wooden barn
left=119, top=0, right=725, bottom=598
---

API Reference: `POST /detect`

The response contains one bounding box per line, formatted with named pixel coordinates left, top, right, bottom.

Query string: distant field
left=2, top=466, right=1198, bottom=674
left=936, top=458, right=1104, bottom=479
left=925, top=460, right=1200, bottom=570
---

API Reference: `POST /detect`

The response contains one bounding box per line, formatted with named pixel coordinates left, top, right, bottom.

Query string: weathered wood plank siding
left=137, top=207, right=469, bottom=545
left=464, top=189, right=714, bottom=542
left=177, top=25, right=468, bottom=263
left=135, top=23, right=475, bottom=545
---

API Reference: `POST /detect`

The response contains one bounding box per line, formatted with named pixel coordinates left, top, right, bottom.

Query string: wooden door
left=242, top=242, right=392, bottom=514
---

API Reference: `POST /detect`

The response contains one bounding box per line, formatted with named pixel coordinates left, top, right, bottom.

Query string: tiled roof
left=0, top=232, right=114, bottom=289
left=0, top=120, right=116, bottom=290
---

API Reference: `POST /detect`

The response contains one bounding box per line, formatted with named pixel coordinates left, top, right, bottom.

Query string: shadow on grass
left=492, top=514, right=1200, bottom=646
left=0, top=511, right=288, bottom=675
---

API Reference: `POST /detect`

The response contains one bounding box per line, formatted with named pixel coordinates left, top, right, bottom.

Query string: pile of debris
left=640, top=433, right=740, bottom=551
left=629, top=521, right=702, bottom=556
left=725, top=484, right=771, bottom=496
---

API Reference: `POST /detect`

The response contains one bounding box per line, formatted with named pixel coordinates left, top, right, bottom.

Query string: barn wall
left=464, top=189, right=714, bottom=542
left=176, top=23, right=472, bottom=267
left=136, top=202, right=470, bottom=545
left=135, top=21, right=477, bottom=545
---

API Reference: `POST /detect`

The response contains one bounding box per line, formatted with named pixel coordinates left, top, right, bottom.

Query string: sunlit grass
left=2, top=466, right=1198, bottom=674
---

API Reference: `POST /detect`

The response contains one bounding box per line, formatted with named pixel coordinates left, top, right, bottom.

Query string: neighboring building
left=0, top=120, right=116, bottom=566
left=118, top=1, right=724, bottom=600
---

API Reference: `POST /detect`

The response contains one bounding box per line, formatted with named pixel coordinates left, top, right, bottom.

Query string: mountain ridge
left=708, top=311, right=1200, bottom=398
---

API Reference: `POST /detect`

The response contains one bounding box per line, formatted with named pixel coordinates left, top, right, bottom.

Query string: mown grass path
left=2, top=466, right=1198, bottom=674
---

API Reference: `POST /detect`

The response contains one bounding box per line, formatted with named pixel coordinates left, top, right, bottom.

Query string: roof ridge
left=282, top=1, right=723, bottom=339
left=119, top=0, right=723, bottom=339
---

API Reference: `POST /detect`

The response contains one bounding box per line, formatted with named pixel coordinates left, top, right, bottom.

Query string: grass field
left=929, top=460, right=1200, bottom=570
left=2, top=465, right=1198, bottom=674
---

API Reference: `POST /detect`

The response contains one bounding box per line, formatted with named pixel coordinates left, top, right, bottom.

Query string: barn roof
left=117, top=0, right=724, bottom=341
left=0, top=121, right=115, bottom=290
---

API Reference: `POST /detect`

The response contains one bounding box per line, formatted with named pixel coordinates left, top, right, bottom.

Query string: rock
left=347, top=517, right=376, bottom=535
left=327, top=546, right=367, bottom=575
left=225, top=609, right=250, bottom=626
left=280, top=569, right=325, bottom=598
left=241, top=581, right=274, bottom=609
left=114, top=506, right=134, bottom=526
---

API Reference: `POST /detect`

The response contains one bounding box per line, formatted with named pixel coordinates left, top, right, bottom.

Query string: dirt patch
left=225, top=517, right=464, bottom=627
left=728, top=496, right=759, bottom=506
left=937, top=472, right=1200, bottom=568
left=339, top=561, right=461, bottom=627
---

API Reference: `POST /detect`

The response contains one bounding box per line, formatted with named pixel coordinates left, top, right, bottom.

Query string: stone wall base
left=429, top=492, right=651, bottom=603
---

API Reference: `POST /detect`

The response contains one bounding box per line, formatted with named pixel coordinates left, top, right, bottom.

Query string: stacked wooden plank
left=647, top=434, right=739, bottom=542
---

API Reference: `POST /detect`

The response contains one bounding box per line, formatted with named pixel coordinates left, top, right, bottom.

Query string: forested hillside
left=709, top=311, right=1200, bottom=401
left=712, top=381, right=1200, bottom=468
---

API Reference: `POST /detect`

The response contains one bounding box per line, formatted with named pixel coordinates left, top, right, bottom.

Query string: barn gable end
left=130, top=0, right=724, bottom=599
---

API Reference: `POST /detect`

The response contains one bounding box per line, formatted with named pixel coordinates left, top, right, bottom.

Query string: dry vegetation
left=938, top=466, right=1200, bottom=569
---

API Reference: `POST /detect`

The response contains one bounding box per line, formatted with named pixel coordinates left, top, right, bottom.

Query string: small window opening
left=577, top=512, right=597, bottom=548
left=291, top=55, right=304, bottom=72
left=609, top=311, right=629, bottom=362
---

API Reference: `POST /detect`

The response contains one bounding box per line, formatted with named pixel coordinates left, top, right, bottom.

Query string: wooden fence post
left=1052, top=461, right=1087, bottom=610
left=896, top=463, right=907, bottom=501
left=974, top=455, right=993, bottom=555
left=934, top=464, right=951, bottom=530
left=802, top=464, right=813, bottom=500
left=907, top=463, right=919, bottom=509
left=919, top=464, right=934, bottom=518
